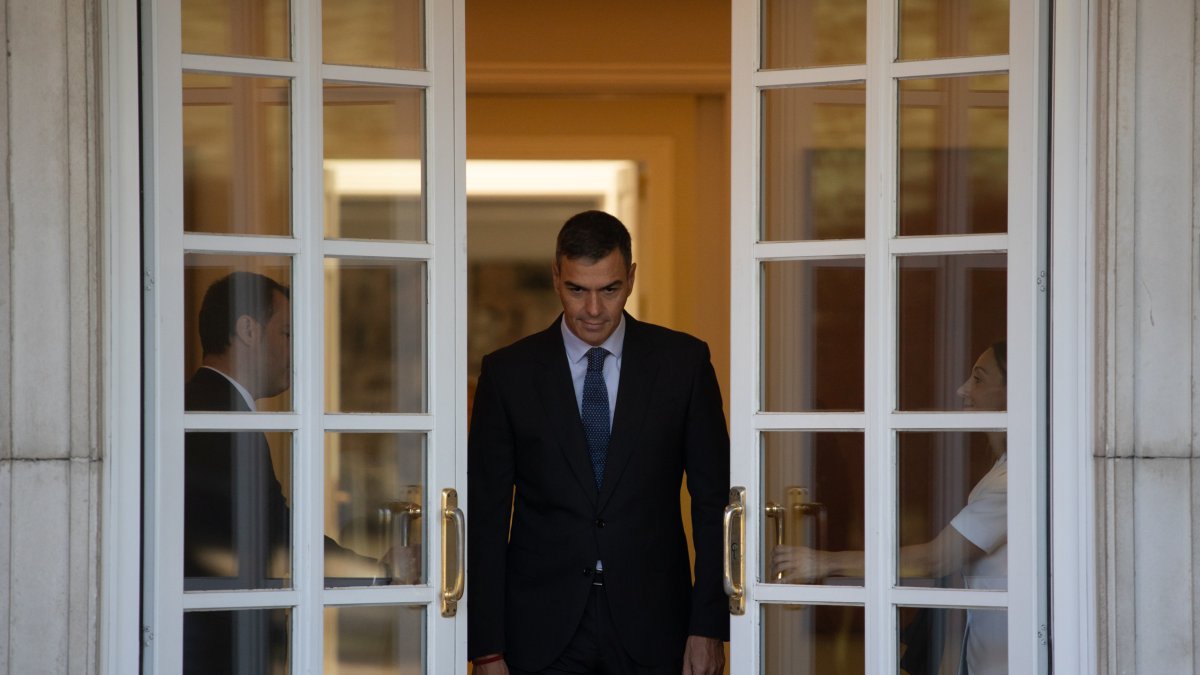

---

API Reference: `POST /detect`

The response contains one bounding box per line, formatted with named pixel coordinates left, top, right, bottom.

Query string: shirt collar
left=560, top=313, right=626, bottom=364
left=202, top=365, right=257, bottom=412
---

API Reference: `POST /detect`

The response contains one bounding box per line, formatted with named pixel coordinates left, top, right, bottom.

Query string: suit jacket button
left=594, top=519, right=606, bottom=528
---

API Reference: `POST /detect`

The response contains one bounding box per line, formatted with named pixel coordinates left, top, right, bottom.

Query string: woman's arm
left=773, top=524, right=985, bottom=583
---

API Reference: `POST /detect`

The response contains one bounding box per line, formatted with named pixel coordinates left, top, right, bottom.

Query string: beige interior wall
left=465, top=0, right=732, bottom=399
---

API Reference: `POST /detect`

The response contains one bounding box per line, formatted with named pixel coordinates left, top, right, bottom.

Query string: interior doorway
left=463, top=0, right=733, bottom=395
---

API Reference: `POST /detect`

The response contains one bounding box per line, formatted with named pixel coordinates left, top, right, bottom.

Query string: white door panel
left=143, top=1, right=466, bottom=672
left=728, top=0, right=1048, bottom=672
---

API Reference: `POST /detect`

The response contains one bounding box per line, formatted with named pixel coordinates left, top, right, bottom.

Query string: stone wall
left=0, top=0, right=103, bottom=673
left=1095, top=0, right=1200, bottom=672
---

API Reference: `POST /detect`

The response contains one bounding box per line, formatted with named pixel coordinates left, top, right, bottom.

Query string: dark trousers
left=509, top=583, right=682, bottom=675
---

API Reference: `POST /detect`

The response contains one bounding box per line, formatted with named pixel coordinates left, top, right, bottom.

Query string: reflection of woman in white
left=773, top=342, right=1008, bottom=675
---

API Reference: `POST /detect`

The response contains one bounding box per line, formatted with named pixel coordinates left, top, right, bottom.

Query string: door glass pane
left=182, top=0, right=290, bottom=59
left=323, top=605, right=424, bottom=673
left=898, top=75, right=1008, bottom=237
left=762, top=260, right=864, bottom=411
left=325, top=433, right=426, bottom=587
left=184, top=608, right=291, bottom=674
left=897, top=253, right=1006, bottom=411
left=897, top=607, right=1006, bottom=674
left=762, top=432, right=864, bottom=585
left=898, top=0, right=1010, bottom=60
left=762, top=84, right=866, bottom=241
left=184, top=255, right=293, bottom=412
left=184, top=74, right=291, bottom=236
left=324, top=84, right=425, bottom=241
left=762, top=604, right=864, bottom=674
left=897, top=432, right=1007, bottom=590
left=323, top=0, right=424, bottom=70
left=185, top=431, right=292, bottom=590
left=325, top=259, right=427, bottom=413
left=761, top=0, right=866, bottom=69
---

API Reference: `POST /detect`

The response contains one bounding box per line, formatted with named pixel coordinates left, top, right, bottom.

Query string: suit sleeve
left=467, top=355, right=516, bottom=659
left=684, top=343, right=732, bottom=640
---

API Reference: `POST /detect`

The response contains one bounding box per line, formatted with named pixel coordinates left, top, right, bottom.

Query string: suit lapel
left=532, top=321, right=599, bottom=504
left=597, top=315, right=659, bottom=510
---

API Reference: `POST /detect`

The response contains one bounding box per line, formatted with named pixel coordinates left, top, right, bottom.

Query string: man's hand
left=380, top=544, right=422, bottom=585
left=682, top=635, right=724, bottom=675
left=472, top=654, right=509, bottom=675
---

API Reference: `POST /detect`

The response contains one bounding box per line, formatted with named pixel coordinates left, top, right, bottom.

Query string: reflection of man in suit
left=184, top=272, right=294, bottom=589
left=183, top=272, right=386, bottom=674
left=469, top=211, right=730, bottom=675
left=183, top=271, right=294, bottom=674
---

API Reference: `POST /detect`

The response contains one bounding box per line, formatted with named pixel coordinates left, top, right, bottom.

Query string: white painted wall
left=1095, top=0, right=1200, bottom=672
left=0, top=0, right=102, bottom=673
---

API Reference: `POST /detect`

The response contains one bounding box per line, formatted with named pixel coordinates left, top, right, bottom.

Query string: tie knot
left=586, top=347, right=608, bottom=373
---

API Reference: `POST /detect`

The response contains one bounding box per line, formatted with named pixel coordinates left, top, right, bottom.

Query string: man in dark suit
left=468, top=211, right=730, bottom=675
left=183, top=272, right=389, bottom=673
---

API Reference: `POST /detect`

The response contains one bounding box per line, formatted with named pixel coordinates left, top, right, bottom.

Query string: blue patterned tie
left=582, top=347, right=610, bottom=489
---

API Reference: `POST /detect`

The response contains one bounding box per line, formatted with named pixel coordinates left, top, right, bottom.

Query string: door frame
left=100, top=0, right=144, bottom=671
left=99, top=0, right=1097, bottom=673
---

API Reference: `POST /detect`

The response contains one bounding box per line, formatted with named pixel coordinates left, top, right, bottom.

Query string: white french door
left=728, top=0, right=1048, bottom=673
left=141, top=0, right=466, bottom=672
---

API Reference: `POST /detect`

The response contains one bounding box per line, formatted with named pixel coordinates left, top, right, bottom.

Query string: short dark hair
left=555, top=210, right=632, bottom=269
left=198, top=272, right=290, bottom=356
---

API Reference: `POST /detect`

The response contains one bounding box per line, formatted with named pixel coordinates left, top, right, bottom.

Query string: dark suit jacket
left=183, top=368, right=290, bottom=673
left=184, top=367, right=290, bottom=589
left=467, top=314, right=730, bottom=669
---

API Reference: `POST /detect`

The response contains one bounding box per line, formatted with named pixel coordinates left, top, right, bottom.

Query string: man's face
left=956, top=347, right=1006, bottom=411
left=258, top=292, right=292, bottom=398
left=553, top=250, right=635, bottom=346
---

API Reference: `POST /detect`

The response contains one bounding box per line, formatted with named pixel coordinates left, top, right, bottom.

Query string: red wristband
left=473, top=653, right=504, bottom=666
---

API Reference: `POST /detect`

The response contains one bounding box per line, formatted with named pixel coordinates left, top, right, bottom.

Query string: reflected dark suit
left=184, top=367, right=290, bottom=586
left=183, top=367, right=289, bottom=674
left=468, top=314, right=730, bottom=670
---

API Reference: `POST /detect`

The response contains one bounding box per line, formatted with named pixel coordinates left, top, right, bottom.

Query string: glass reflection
left=898, top=0, right=1010, bottom=60
left=183, top=256, right=293, bottom=412
left=324, top=606, right=424, bottom=674
left=184, top=431, right=292, bottom=591
left=325, top=434, right=426, bottom=587
left=183, top=74, right=291, bottom=236
left=324, top=84, right=425, bottom=241
left=897, top=607, right=1006, bottom=675
left=325, top=259, right=427, bottom=413
left=897, top=253, right=1006, bottom=410
left=182, top=0, right=290, bottom=59
left=898, top=75, right=1008, bottom=237
left=762, top=260, right=864, bottom=411
left=762, top=0, right=866, bottom=69
left=184, top=263, right=294, bottom=590
left=898, top=430, right=1007, bottom=591
left=762, top=604, right=864, bottom=674
left=761, top=433, right=864, bottom=585
left=762, top=84, right=866, bottom=241
left=773, top=345, right=1008, bottom=673
left=323, top=0, right=424, bottom=70
left=184, top=608, right=290, bottom=675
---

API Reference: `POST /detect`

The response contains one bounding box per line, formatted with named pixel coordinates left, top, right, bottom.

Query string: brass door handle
left=765, top=502, right=785, bottom=580
left=723, top=486, right=746, bottom=615
left=441, top=488, right=465, bottom=617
